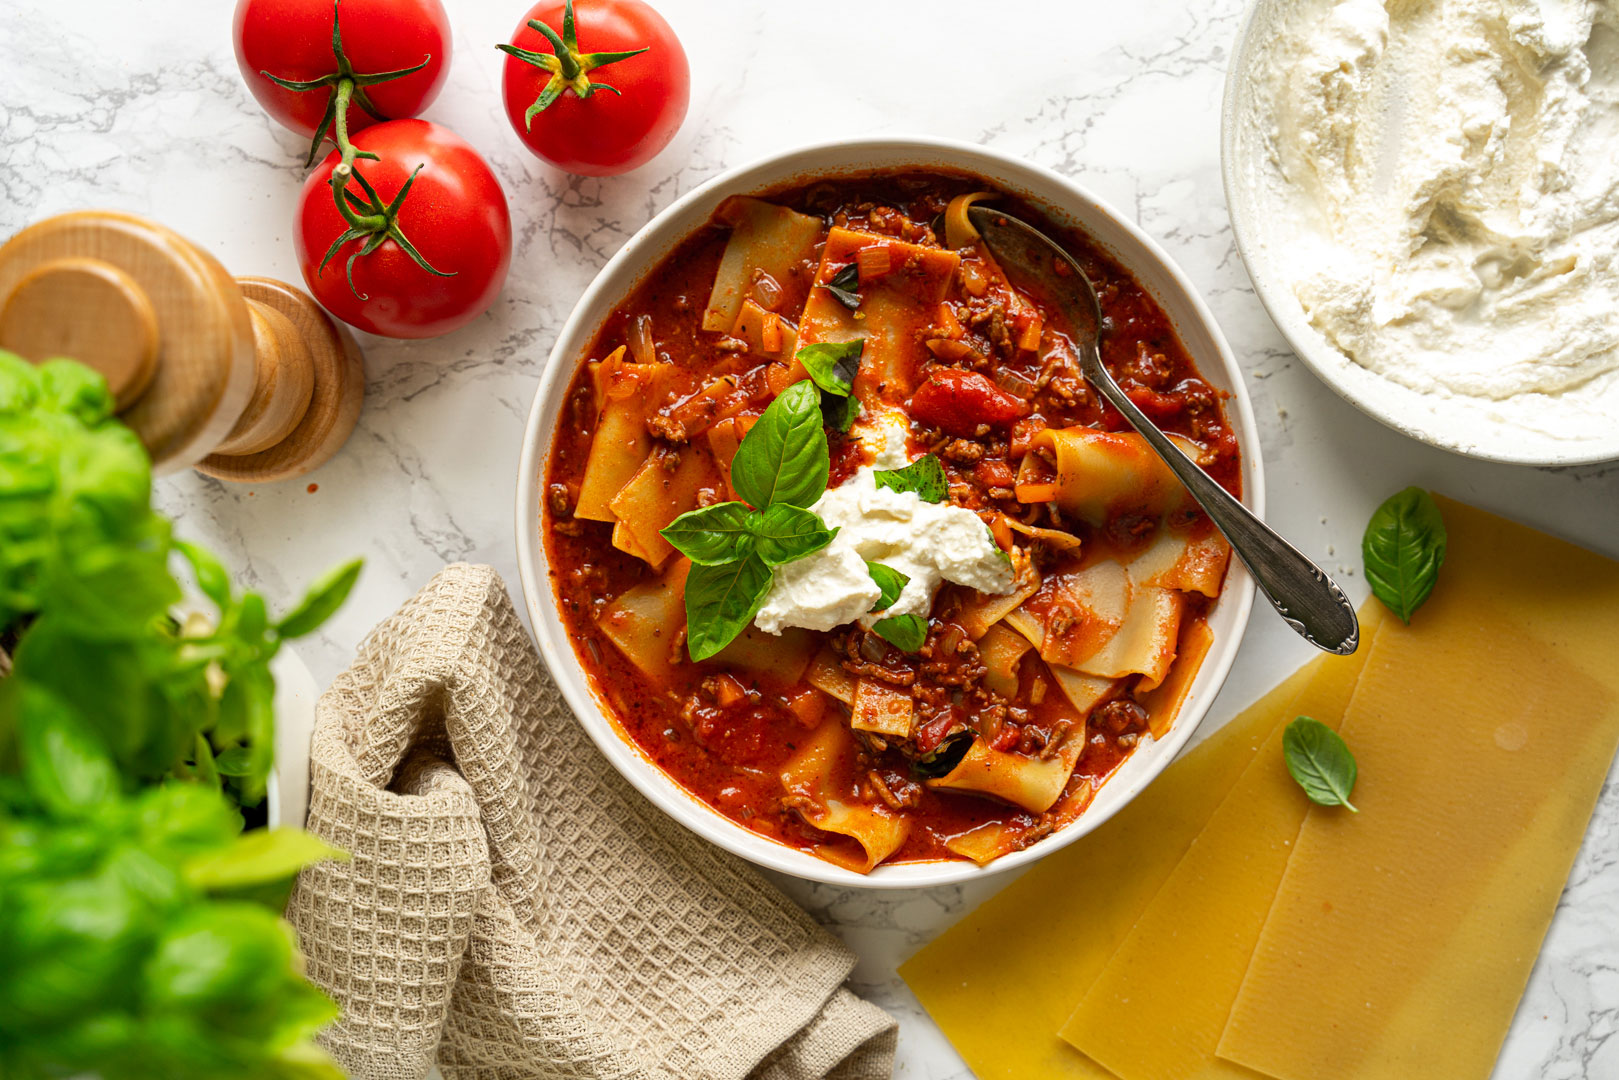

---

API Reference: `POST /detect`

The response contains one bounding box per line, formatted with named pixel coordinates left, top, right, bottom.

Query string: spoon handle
left=1086, top=356, right=1359, bottom=654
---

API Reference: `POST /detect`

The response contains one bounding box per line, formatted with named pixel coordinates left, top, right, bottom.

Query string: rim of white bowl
left=516, top=135, right=1262, bottom=888
left=1221, top=0, right=1619, bottom=467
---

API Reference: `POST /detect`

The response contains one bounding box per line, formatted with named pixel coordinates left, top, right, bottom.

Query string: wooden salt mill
left=0, top=210, right=364, bottom=482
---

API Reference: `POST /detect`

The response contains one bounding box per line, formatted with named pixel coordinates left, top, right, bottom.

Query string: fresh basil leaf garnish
left=677, top=384, right=840, bottom=658
left=796, top=340, right=863, bottom=397
left=1362, top=487, right=1446, bottom=623
left=729, top=381, right=829, bottom=510
left=661, top=501, right=756, bottom=565
left=822, top=263, right=861, bottom=310
left=1283, top=716, right=1359, bottom=812
left=873, top=453, right=948, bottom=503
left=913, top=731, right=974, bottom=779
left=985, top=526, right=1012, bottom=565
left=748, top=503, right=837, bottom=566
left=874, top=613, right=928, bottom=652
left=865, top=561, right=909, bottom=612
left=685, top=553, right=775, bottom=661
left=822, top=392, right=860, bottom=434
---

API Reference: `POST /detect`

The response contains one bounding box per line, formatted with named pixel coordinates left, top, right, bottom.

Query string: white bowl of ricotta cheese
left=1224, top=0, right=1619, bottom=465
left=516, top=136, right=1261, bottom=888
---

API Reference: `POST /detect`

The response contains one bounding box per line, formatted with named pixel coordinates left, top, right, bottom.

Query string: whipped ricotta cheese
left=753, top=413, right=1015, bottom=635
left=1257, top=0, right=1619, bottom=443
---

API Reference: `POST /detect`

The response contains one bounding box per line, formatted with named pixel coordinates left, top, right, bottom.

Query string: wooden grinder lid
left=0, top=211, right=365, bottom=482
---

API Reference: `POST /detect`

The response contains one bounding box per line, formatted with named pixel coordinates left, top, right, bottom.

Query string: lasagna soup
left=544, top=171, right=1240, bottom=873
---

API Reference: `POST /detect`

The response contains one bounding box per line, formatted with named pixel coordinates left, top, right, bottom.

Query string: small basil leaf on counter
left=660, top=501, right=755, bottom=565
left=729, top=381, right=829, bottom=510
left=1362, top=487, right=1447, bottom=623
left=913, top=731, right=974, bottom=779
left=796, top=340, right=864, bottom=397
left=822, top=263, right=861, bottom=310
left=1283, top=716, right=1359, bottom=812
left=865, top=561, right=909, bottom=612
left=874, top=613, right=928, bottom=652
left=685, top=553, right=775, bottom=661
left=873, top=453, right=948, bottom=503
left=748, top=503, right=838, bottom=566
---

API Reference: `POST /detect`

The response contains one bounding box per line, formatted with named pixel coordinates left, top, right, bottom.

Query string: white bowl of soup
left=516, top=137, right=1261, bottom=888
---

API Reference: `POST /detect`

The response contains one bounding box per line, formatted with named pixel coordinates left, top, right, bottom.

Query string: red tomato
left=295, top=120, right=512, bottom=339
left=908, top=369, right=1029, bottom=436
left=500, top=0, right=690, bottom=176
left=233, top=0, right=451, bottom=142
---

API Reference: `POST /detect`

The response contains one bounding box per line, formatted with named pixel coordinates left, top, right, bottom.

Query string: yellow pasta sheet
left=1217, top=498, right=1619, bottom=1080
left=1058, top=604, right=1388, bottom=1080
left=899, top=651, right=1354, bottom=1080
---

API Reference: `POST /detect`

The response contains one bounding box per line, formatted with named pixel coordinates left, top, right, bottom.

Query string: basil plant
left=0, top=352, right=356, bottom=1079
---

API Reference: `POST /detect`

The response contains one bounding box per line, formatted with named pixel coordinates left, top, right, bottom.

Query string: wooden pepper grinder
left=0, top=210, right=364, bottom=482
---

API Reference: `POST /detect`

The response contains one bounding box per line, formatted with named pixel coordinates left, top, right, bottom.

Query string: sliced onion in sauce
left=993, top=367, right=1039, bottom=400
left=750, top=271, right=783, bottom=311
left=628, top=314, right=656, bottom=366
left=860, top=632, right=889, bottom=664
left=944, top=191, right=998, bottom=251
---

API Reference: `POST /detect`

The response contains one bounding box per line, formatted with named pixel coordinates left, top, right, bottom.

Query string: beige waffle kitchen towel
left=285, top=563, right=897, bottom=1080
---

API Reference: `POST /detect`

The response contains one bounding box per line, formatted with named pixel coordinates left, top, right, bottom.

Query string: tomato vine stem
left=260, top=0, right=453, bottom=297
left=496, top=0, right=649, bottom=128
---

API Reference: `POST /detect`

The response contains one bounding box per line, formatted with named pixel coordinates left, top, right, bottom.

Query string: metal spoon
left=968, top=205, right=1359, bottom=655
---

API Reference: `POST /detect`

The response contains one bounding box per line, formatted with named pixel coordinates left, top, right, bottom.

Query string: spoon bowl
left=968, top=204, right=1359, bottom=655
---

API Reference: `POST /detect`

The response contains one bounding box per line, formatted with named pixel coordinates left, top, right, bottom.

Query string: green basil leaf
left=212, top=746, right=255, bottom=777
left=986, top=525, right=1013, bottom=565
left=15, top=684, right=119, bottom=818
left=183, top=827, right=347, bottom=893
left=748, top=503, right=838, bottom=566
left=865, top=561, right=909, bottom=612
left=274, top=557, right=362, bottom=639
left=913, top=731, right=974, bottom=779
left=175, top=540, right=232, bottom=611
left=796, top=340, right=863, bottom=397
left=822, top=391, right=861, bottom=434
left=874, top=614, right=928, bottom=652
left=729, top=381, right=829, bottom=510
left=1283, top=716, right=1359, bottom=811
left=873, top=453, right=948, bottom=503
left=1361, top=487, right=1447, bottom=623
left=822, top=263, right=861, bottom=310
left=660, top=501, right=755, bottom=565
left=685, top=553, right=775, bottom=661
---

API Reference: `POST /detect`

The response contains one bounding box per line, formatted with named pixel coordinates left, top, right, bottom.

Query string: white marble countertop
left=6, top=1, right=1618, bottom=1076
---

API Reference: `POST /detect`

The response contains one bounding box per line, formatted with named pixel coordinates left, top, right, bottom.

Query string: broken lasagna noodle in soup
left=544, top=171, right=1240, bottom=873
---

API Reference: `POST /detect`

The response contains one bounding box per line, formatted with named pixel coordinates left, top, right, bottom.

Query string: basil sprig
left=874, top=453, right=948, bottom=503
left=1362, top=487, right=1447, bottom=623
left=797, top=340, right=863, bottom=433
left=1283, top=716, right=1359, bottom=812
left=822, top=263, right=861, bottom=310
left=661, top=381, right=837, bottom=660
left=865, top=561, right=908, bottom=612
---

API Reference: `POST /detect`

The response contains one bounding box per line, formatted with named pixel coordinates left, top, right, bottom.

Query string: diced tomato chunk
left=913, top=709, right=958, bottom=754
left=974, top=458, right=1017, bottom=489
left=908, top=368, right=1027, bottom=436
left=1126, top=386, right=1184, bottom=420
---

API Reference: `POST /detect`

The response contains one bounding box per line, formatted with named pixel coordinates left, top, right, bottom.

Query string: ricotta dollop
left=753, top=418, right=1015, bottom=635
left=1257, top=0, right=1619, bottom=442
